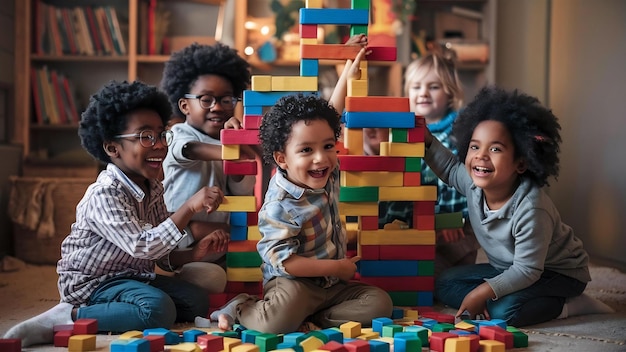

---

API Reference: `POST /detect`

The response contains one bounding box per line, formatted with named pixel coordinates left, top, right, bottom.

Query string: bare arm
left=283, top=255, right=361, bottom=282
left=329, top=34, right=369, bottom=113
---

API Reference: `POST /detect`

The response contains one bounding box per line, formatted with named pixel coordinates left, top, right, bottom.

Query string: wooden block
left=359, top=276, right=434, bottom=291
left=301, top=44, right=362, bottom=60
left=378, top=186, right=437, bottom=201
left=221, top=129, right=260, bottom=145
left=227, top=267, right=263, bottom=282
left=230, top=225, right=248, bottom=241
left=365, top=46, right=397, bottom=61
left=394, top=332, right=422, bottom=352
left=359, top=229, right=435, bottom=245
left=428, top=332, right=457, bottom=352
left=301, top=59, right=320, bottom=76
left=379, top=142, right=425, bottom=157
left=343, top=128, right=364, bottom=155
left=227, top=251, right=262, bottom=268
left=477, top=340, right=505, bottom=352
left=220, top=196, right=257, bottom=212
left=352, top=0, right=370, bottom=9
left=244, top=106, right=263, bottom=115
left=232, top=343, right=260, bottom=352
left=243, top=114, right=263, bottom=130
left=251, top=75, right=272, bottom=92
left=350, top=25, right=368, bottom=36
left=344, top=112, right=416, bottom=128
left=359, top=260, right=419, bottom=277
left=306, top=0, right=324, bottom=8
left=67, top=334, right=96, bottom=351
left=0, top=339, right=21, bottom=352
left=340, top=186, right=379, bottom=202
left=390, top=128, right=408, bottom=143
left=405, top=157, right=422, bottom=172
left=443, top=337, right=470, bottom=352
left=415, top=214, right=435, bottom=231
left=358, top=244, right=379, bottom=260
left=377, top=244, right=435, bottom=260
left=222, top=144, right=240, bottom=160
left=403, top=172, right=421, bottom=186
left=229, top=240, right=258, bottom=252
left=338, top=202, right=379, bottom=216
left=54, top=329, right=73, bottom=347
left=271, top=76, right=318, bottom=92
left=478, top=326, right=514, bottom=349
left=340, top=322, right=362, bottom=338
left=347, top=79, right=368, bottom=97
left=338, top=155, right=405, bottom=172
left=340, top=171, right=404, bottom=187
left=73, top=318, right=98, bottom=334
left=144, top=328, right=181, bottom=345
left=299, top=8, right=369, bottom=25
left=415, top=201, right=436, bottom=215
left=300, top=24, right=318, bottom=38
left=244, top=91, right=304, bottom=107
left=407, top=124, right=425, bottom=143
left=197, top=334, right=224, bottom=352
left=359, top=216, right=378, bottom=230
left=119, top=330, right=143, bottom=339
left=319, top=340, right=349, bottom=352
left=300, top=38, right=318, bottom=45
left=223, top=337, right=243, bottom=352
left=247, top=225, right=262, bottom=241
left=223, top=160, right=258, bottom=175
left=345, top=97, right=410, bottom=112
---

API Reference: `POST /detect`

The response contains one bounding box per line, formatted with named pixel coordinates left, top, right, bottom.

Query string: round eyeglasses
left=184, top=94, right=240, bottom=110
left=114, top=130, right=174, bottom=148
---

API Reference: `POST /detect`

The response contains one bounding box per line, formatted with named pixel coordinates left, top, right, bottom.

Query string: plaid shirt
left=57, top=164, right=185, bottom=305
left=257, top=166, right=346, bottom=288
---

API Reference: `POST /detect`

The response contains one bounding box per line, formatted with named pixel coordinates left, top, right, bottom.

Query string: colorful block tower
left=217, top=0, right=437, bottom=310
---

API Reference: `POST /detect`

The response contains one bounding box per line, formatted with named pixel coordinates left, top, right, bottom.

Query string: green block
left=227, top=251, right=263, bottom=268
left=303, top=330, right=328, bottom=343
left=405, top=157, right=422, bottom=172
left=351, top=0, right=370, bottom=9
left=339, top=186, right=379, bottom=202
left=432, top=323, right=455, bottom=332
left=390, top=128, right=408, bottom=143
left=507, top=327, right=529, bottom=348
left=417, top=260, right=434, bottom=276
left=381, top=324, right=404, bottom=337
left=388, top=291, right=418, bottom=306
left=257, top=333, right=282, bottom=352
left=435, top=212, right=464, bottom=230
left=350, top=25, right=368, bottom=36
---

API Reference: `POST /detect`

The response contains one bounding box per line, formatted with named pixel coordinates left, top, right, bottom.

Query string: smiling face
left=274, top=118, right=338, bottom=190
left=105, top=109, right=168, bottom=188
left=178, top=74, right=235, bottom=139
left=408, top=68, right=451, bottom=123
left=465, top=120, right=527, bottom=208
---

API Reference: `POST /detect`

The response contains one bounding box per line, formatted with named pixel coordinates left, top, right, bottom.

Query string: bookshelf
left=13, top=0, right=225, bottom=177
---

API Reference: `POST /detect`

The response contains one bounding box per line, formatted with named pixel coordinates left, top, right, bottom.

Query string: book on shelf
left=105, top=6, right=127, bottom=55
left=37, top=66, right=59, bottom=124
left=94, top=7, right=115, bottom=55
left=50, top=70, right=68, bottom=124
left=46, top=4, right=63, bottom=55
left=30, top=67, right=46, bottom=124
left=31, top=67, right=80, bottom=125
left=61, top=76, right=80, bottom=124
left=60, top=8, right=78, bottom=55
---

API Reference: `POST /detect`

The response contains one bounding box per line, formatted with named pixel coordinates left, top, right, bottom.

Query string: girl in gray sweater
left=425, top=86, right=595, bottom=327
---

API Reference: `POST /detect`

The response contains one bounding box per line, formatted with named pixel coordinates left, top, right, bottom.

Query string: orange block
left=301, top=44, right=362, bottom=60
left=345, top=97, right=410, bottom=112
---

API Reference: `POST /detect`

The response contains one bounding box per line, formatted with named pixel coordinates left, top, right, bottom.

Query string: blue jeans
left=76, top=275, right=209, bottom=333
left=435, top=263, right=586, bottom=327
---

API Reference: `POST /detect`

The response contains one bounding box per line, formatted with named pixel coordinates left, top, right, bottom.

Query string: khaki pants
left=234, top=276, right=393, bottom=334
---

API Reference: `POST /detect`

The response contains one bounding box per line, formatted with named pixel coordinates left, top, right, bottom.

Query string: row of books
left=34, top=1, right=127, bottom=56
left=30, top=66, right=81, bottom=125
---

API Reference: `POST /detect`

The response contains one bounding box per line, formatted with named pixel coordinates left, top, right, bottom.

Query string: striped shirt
left=257, top=166, right=346, bottom=288
left=57, top=164, right=185, bottom=305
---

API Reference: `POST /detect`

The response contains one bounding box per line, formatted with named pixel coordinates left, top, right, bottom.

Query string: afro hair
left=453, top=86, right=562, bottom=187
left=259, top=93, right=342, bottom=166
left=78, top=80, right=172, bottom=164
left=160, top=42, right=251, bottom=118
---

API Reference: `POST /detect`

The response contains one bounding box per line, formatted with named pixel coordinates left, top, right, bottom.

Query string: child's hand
left=190, top=186, right=224, bottom=214
left=192, top=229, right=230, bottom=260
left=224, top=116, right=242, bottom=130
left=336, top=256, right=360, bottom=281
left=437, top=228, right=466, bottom=243
left=455, top=282, right=494, bottom=320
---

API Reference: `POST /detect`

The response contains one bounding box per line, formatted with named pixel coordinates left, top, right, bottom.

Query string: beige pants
left=235, top=276, right=393, bottom=334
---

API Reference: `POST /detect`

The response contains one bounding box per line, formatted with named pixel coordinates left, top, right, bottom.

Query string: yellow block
left=404, top=308, right=419, bottom=319
left=359, top=229, right=435, bottom=245
left=378, top=186, right=437, bottom=201
left=478, top=340, right=506, bottom=352
left=454, top=321, right=476, bottom=331
left=339, top=202, right=379, bottom=216
left=247, top=225, right=261, bottom=241
left=227, top=267, right=263, bottom=282
left=220, top=196, right=257, bottom=212
left=170, top=342, right=203, bottom=352
left=224, top=337, right=243, bottom=352
left=357, top=331, right=380, bottom=340
left=344, top=128, right=364, bottom=155
left=348, top=79, right=368, bottom=97
left=341, top=171, right=404, bottom=187
left=444, top=337, right=471, bottom=352
left=346, top=221, right=359, bottom=244
left=300, top=38, right=319, bottom=45
left=119, top=330, right=143, bottom=339
left=68, top=335, right=96, bottom=352
left=251, top=75, right=272, bottom=91
left=306, top=0, right=323, bottom=8
left=271, top=76, right=318, bottom=92
left=340, top=321, right=362, bottom=338
left=379, top=142, right=425, bottom=157
left=222, top=144, right=240, bottom=160
left=300, top=336, right=324, bottom=352
left=232, top=343, right=261, bottom=352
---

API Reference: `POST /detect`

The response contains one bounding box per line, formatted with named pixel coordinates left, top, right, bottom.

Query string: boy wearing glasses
left=3, top=80, right=225, bottom=347
left=159, top=43, right=256, bottom=292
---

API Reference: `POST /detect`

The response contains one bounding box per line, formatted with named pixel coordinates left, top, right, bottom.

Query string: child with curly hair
left=159, top=43, right=257, bottom=292
left=3, top=80, right=225, bottom=347
left=208, top=93, right=393, bottom=333
left=427, top=86, right=602, bottom=326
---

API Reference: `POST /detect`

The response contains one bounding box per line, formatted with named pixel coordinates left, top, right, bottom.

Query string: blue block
left=417, top=291, right=433, bottom=306
left=319, top=328, right=343, bottom=343
left=344, top=112, right=416, bottom=128
left=300, top=59, right=319, bottom=77
left=111, top=339, right=150, bottom=352
left=368, top=339, right=390, bottom=352
left=391, top=307, right=404, bottom=319
left=393, top=332, right=422, bottom=352
left=230, top=225, right=248, bottom=241
left=143, top=328, right=180, bottom=345
left=244, top=106, right=263, bottom=115
left=241, top=330, right=262, bottom=344
left=418, top=318, right=437, bottom=330
left=244, top=91, right=317, bottom=107
left=372, top=317, right=393, bottom=334
left=404, top=325, right=429, bottom=346
left=230, top=211, right=248, bottom=226
left=300, top=8, right=369, bottom=25
left=359, top=260, right=418, bottom=276
left=183, top=329, right=207, bottom=342
left=282, top=332, right=305, bottom=345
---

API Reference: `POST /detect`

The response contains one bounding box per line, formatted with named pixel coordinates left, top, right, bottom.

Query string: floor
left=0, top=255, right=624, bottom=352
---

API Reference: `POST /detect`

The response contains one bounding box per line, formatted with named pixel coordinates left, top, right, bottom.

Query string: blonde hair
left=404, top=53, right=464, bottom=111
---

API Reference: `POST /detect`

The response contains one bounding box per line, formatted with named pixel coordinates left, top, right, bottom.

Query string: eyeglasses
left=114, top=130, right=173, bottom=148
left=184, top=94, right=240, bottom=109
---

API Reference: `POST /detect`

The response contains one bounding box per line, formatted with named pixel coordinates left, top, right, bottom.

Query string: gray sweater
left=425, top=138, right=591, bottom=298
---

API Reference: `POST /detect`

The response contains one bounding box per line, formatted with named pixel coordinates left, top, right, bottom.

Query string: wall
left=497, top=0, right=626, bottom=270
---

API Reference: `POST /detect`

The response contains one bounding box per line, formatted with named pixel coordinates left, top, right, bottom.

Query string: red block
left=344, top=339, right=369, bottom=352
left=414, top=201, right=436, bottom=215
left=208, top=293, right=228, bottom=308
left=228, top=240, right=258, bottom=252
left=0, top=339, right=21, bottom=352
left=420, top=311, right=455, bottom=324
left=359, top=245, right=380, bottom=260
left=379, top=245, right=435, bottom=260
left=336, top=141, right=349, bottom=155
left=479, top=326, right=514, bottom=349
left=338, top=155, right=405, bottom=172
left=407, top=124, right=425, bottom=143
left=365, top=46, right=397, bottom=61
left=223, top=160, right=257, bottom=175
left=243, top=114, right=263, bottom=130
left=403, top=172, right=421, bottom=186
left=73, top=318, right=98, bottom=334
left=247, top=211, right=258, bottom=225
left=301, top=44, right=361, bottom=60
left=299, top=24, right=318, bottom=38
left=54, top=329, right=73, bottom=347
left=320, top=340, right=349, bottom=352
left=197, top=334, right=224, bottom=352
left=429, top=332, right=456, bottom=352
left=220, top=129, right=260, bottom=145
left=415, top=214, right=435, bottom=231
left=225, top=281, right=263, bottom=295
left=144, top=334, right=166, bottom=352
left=360, top=216, right=378, bottom=230
left=359, top=276, right=434, bottom=291
left=345, top=96, right=410, bottom=112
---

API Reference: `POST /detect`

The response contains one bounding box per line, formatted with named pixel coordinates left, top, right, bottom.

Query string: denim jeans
left=435, top=263, right=587, bottom=327
left=76, top=275, right=209, bottom=333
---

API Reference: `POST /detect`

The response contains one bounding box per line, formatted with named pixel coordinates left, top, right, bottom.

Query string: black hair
left=160, top=42, right=251, bottom=118
left=453, top=86, right=562, bottom=187
left=78, top=80, right=172, bottom=164
left=259, top=93, right=342, bottom=166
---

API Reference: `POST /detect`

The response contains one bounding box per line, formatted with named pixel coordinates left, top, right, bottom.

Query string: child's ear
left=178, top=97, right=190, bottom=115
left=103, top=142, right=118, bottom=158
left=273, top=151, right=287, bottom=170
left=516, top=158, right=527, bottom=174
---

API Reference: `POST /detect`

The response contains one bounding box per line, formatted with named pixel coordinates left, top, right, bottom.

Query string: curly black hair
left=160, top=42, right=251, bottom=119
left=259, top=93, right=342, bottom=166
left=453, top=86, right=562, bottom=187
left=78, top=80, right=172, bottom=164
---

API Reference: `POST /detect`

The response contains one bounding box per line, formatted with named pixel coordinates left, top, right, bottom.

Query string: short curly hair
left=79, top=80, right=172, bottom=164
left=160, top=42, right=251, bottom=118
left=259, top=93, right=342, bottom=166
left=453, top=86, right=562, bottom=187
